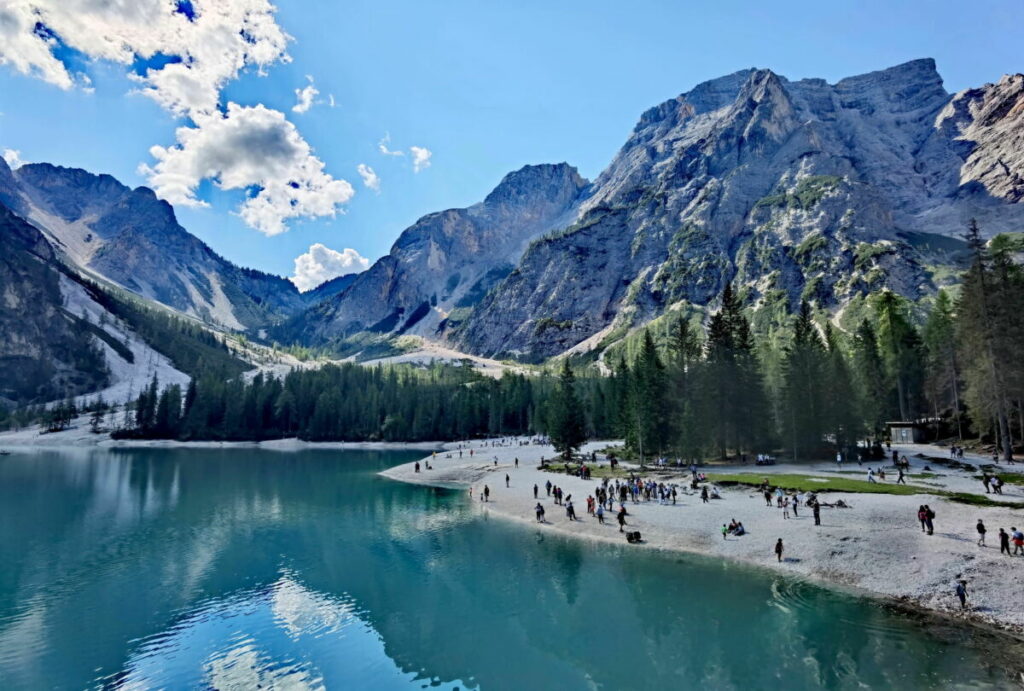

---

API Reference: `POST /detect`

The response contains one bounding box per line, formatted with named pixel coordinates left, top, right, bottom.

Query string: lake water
left=0, top=448, right=1020, bottom=690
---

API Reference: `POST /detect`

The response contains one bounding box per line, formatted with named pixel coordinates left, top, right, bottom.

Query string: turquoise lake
left=0, top=448, right=1021, bottom=689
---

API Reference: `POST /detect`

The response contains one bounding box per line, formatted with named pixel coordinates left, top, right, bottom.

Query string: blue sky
left=0, top=0, right=1021, bottom=286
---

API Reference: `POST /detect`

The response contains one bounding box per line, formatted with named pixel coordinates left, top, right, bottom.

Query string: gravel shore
left=382, top=439, right=1024, bottom=635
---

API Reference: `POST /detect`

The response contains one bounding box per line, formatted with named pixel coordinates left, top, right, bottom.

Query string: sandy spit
left=382, top=439, right=1024, bottom=637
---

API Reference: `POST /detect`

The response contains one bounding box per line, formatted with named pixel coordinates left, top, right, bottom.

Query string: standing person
left=515, top=457, right=519, bottom=468
left=981, top=473, right=991, bottom=494
left=617, top=507, right=627, bottom=533
left=764, top=489, right=773, bottom=507
left=483, top=485, right=490, bottom=502
left=774, top=538, right=784, bottom=563
left=533, top=484, right=538, bottom=499
left=917, top=506, right=928, bottom=533
left=1013, top=527, right=1024, bottom=555
left=812, top=499, right=821, bottom=526
left=791, top=493, right=799, bottom=518
left=566, top=501, right=576, bottom=521
left=701, top=486, right=709, bottom=504
left=836, top=452, right=843, bottom=469
left=924, top=505, right=935, bottom=535
left=721, top=524, right=729, bottom=540
left=999, top=528, right=1011, bottom=555
left=596, top=504, right=605, bottom=524
left=535, top=503, right=545, bottom=522
left=782, top=497, right=790, bottom=520
left=505, top=473, right=510, bottom=488
left=546, top=480, right=552, bottom=497
left=977, top=520, right=987, bottom=547
left=955, top=580, right=968, bottom=610
left=867, top=468, right=877, bottom=484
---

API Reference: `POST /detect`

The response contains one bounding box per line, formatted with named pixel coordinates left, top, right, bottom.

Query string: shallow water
left=0, top=448, right=1020, bottom=690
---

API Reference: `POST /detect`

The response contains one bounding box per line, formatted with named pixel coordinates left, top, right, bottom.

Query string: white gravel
left=382, top=439, right=1024, bottom=634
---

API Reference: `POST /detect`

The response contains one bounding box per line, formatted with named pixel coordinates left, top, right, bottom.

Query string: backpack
left=626, top=531, right=642, bottom=544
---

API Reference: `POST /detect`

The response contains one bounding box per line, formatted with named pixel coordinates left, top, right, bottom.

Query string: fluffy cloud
left=292, top=75, right=318, bottom=114
left=140, top=103, right=354, bottom=236
left=290, top=243, right=369, bottom=292
left=377, top=133, right=403, bottom=157
left=356, top=164, right=380, bottom=192
left=410, top=145, right=432, bottom=173
left=0, top=0, right=291, bottom=119
left=2, top=149, right=25, bottom=168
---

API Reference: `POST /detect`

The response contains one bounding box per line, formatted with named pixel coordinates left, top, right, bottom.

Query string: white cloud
left=409, top=145, right=432, bottom=173
left=290, top=243, right=369, bottom=292
left=140, top=103, right=354, bottom=236
left=2, top=149, right=25, bottom=168
left=0, top=0, right=291, bottom=119
left=356, top=163, right=380, bottom=192
left=327, top=94, right=336, bottom=108
left=377, top=133, right=403, bottom=156
left=292, top=75, right=318, bottom=114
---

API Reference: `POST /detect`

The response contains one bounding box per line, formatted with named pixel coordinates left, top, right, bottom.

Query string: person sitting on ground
left=734, top=522, right=746, bottom=536
left=710, top=485, right=721, bottom=500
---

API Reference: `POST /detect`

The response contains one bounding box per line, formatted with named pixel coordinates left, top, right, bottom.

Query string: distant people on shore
left=775, top=538, right=784, bottom=562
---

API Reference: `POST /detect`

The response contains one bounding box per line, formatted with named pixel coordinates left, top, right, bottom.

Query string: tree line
left=111, top=222, right=1024, bottom=461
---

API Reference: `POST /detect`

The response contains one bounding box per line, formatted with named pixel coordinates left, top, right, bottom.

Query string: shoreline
left=382, top=439, right=1024, bottom=638
left=0, top=423, right=445, bottom=452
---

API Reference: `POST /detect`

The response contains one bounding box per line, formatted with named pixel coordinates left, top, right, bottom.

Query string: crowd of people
left=415, top=435, right=1022, bottom=616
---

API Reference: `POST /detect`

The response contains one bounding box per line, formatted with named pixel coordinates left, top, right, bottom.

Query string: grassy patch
left=707, top=473, right=924, bottom=496
left=707, top=473, right=1024, bottom=508
left=540, top=462, right=630, bottom=479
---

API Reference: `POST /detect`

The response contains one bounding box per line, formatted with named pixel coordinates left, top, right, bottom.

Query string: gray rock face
left=455, top=59, right=1024, bottom=360
left=0, top=159, right=309, bottom=331
left=287, top=163, right=588, bottom=344
left=0, top=203, right=109, bottom=405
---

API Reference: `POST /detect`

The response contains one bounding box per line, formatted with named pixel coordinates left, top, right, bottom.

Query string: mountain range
left=2, top=58, right=1023, bottom=403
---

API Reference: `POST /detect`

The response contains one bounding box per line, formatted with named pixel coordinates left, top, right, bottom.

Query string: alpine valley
left=3, top=58, right=1023, bottom=404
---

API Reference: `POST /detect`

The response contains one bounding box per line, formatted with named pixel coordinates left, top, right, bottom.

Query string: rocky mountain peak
left=483, top=163, right=588, bottom=210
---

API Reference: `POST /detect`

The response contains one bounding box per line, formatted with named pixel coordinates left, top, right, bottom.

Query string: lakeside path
left=382, top=439, right=1024, bottom=635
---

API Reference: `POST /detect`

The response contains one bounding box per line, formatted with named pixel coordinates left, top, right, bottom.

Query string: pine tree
left=873, top=291, right=924, bottom=422
left=922, top=290, right=962, bottom=439
left=548, top=359, right=587, bottom=460
left=782, top=301, right=827, bottom=460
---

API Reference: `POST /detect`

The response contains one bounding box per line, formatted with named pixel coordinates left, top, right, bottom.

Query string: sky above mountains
left=0, top=0, right=1021, bottom=290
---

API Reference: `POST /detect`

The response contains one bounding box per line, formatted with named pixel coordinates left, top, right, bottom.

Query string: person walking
left=721, top=524, right=728, bottom=540
left=896, top=468, right=906, bottom=485
left=977, top=520, right=987, bottom=546
left=917, top=506, right=928, bottom=533
left=999, top=528, right=1011, bottom=555
left=955, top=580, right=968, bottom=610
left=775, top=538, right=784, bottom=563
left=545, top=480, right=552, bottom=497
left=812, top=500, right=821, bottom=526
left=514, top=457, right=519, bottom=468
left=924, top=505, right=935, bottom=535
left=597, top=505, right=605, bottom=524
left=535, top=503, right=545, bottom=522
left=764, top=489, right=773, bottom=507
left=782, top=497, right=790, bottom=520
left=792, top=494, right=800, bottom=518
left=566, top=501, right=576, bottom=521
left=1013, top=527, right=1024, bottom=555
left=617, top=507, right=627, bottom=533
left=701, top=486, right=709, bottom=504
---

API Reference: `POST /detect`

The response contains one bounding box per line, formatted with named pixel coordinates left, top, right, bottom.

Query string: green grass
left=707, top=473, right=1024, bottom=508
left=706, top=473, right=925, bottom=496
left=540, top=462, right=630, bottom=479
